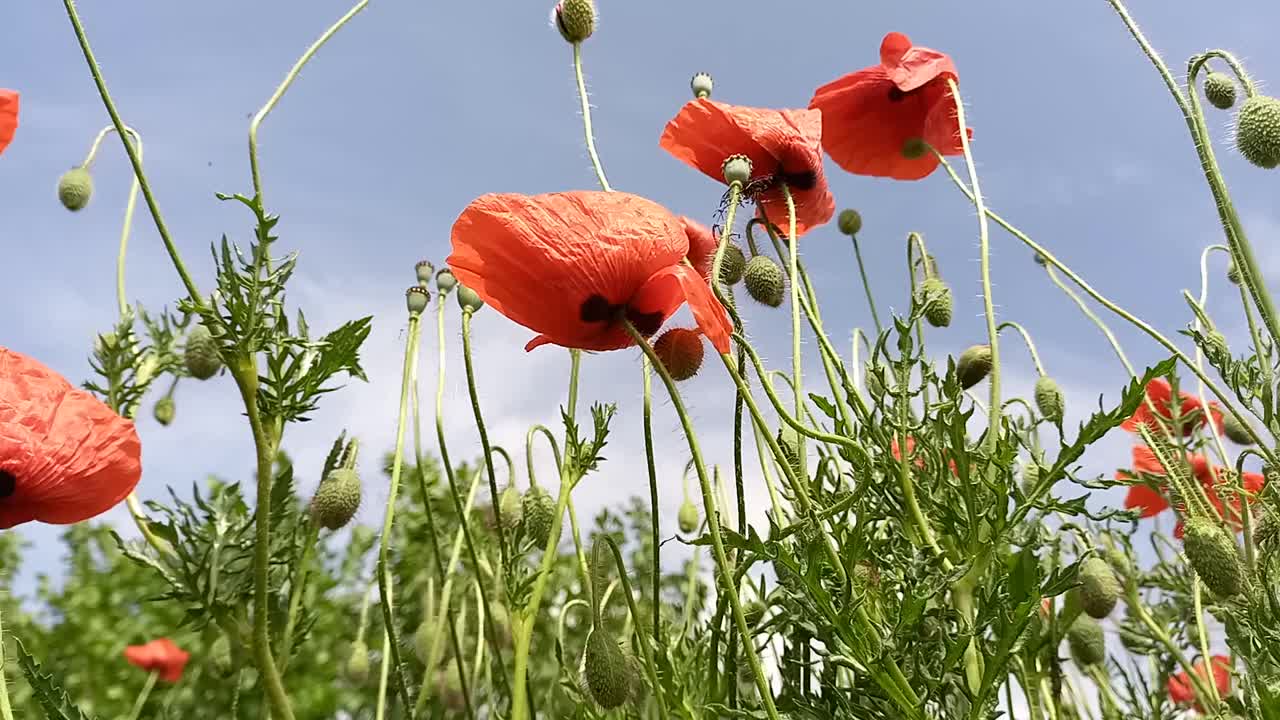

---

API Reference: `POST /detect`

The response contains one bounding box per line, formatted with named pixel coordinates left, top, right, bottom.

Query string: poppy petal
left=681, top=216, right=717, bottom=280
left=631, top=264, right=731, bottom=354
left=881, top=36, right=959, bottom=93
left=1124, top=483, right=1169, bottom=518
left=0, top=90, right=17, bottom=156
left=1131, top=444, right=1164, bottom=475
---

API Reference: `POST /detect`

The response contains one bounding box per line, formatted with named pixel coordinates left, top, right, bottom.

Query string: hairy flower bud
left=1067, top=616, right=1106, bottom=666
left=184, top=324, right=222, bottom=380
left=1227, top=258, right=1242, bottom=285
left=499, top=484, right=523, bottom=531
left=1078, top=556, right=1121, bottom=619
left=718, top=243, right=746, bottom=285
left=653, top=327, right=705, bottom=381
left=522, top=485, right=557, bottom=547
left=1222, top=410, right=1255, bottom=445
left=1034, top=376, right=1065, bottom=423
left=690, top=72, right=713, bottom=99
left=553, top=0, right=596, bottom=43
left=412, top=621, right=432, bottom=664
left=744, top=255, right=785, bottom=307
left=584, top=629, right=630, bottom=709
left=311, top=467, right=362, bottom=530
left=918, top=277, right=953, bottom=328
left=153, top=396, right=176, bottom=426
left=1204, top=72, right=1237, bottom=110
left=677, top=499, right=699, bottom=534
left=1183, top=517, right=1246, bottom=597
left=345, top=640, right=370, bottom=684
left=1235, top=95, right=1280, bottom=169
left=837, top=208, right=863, bottom=236
left=956, top=344, right=993, bottom=390
left=57, top=166, right=93, bottom=211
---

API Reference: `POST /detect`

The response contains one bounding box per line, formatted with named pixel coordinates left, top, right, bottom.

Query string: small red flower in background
left=1118, top=444, right=1264, bottom=539
left=660, top=99, right=835, bottom=238
left=1122, top=379, right=1224, bottom=437
left=809, top=33, right=969, bottom=180
left=0, top=89, right=17, bottom=156
left=1168, top=654, right=1230, bottom=711
left=891, top=435, right=959, bottom=475
left=124, top=638, right=190, bottom=683
left=0, top=346, right=142, bottom=529
left=447, top=191, right=731, bottom=354
left=680, top=216, right=718, bottom=280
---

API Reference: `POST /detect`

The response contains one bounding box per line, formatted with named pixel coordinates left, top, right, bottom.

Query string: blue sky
left=3, top=0, right=1278, bottom=642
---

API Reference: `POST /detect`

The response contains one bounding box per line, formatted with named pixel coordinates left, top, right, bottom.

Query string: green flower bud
left=57, top=166, right=93, bottom=211
left=583, top=629, right=630, bottom=709
left=1034, top=376, right=1065, bottom=423
left=653, top=327, right=704, bottom=381
left=722, top=154, right=752, bottom=186
left=436, top=268, right=457, bottom=294
left=776, top=426, right=803, bottom=478
left=1078, top=556, right=1121, bottom=619
left=1223, top=410, right=1255, bottom=445
left=837, top=209, right=863, bottom=236
left=626, top=654, right=649, bottom=706
left=744, top=255, right=785, bottom=307
left=1066, top=616, right=1106, bottom=666
left=457, top=284, right=484, bottom=313
left=211, top=634, right=235, bottom=678
left=184, top=324, right=222, bottom=380
left=677, top=500, right=699, bottom=534
left=690, top=72, right=713, bottom=99
left=1204, top=72, right=1237, bottom=110
left=499, top=485, right=523, bottom=531
left=311, top=467, right=362, bottom=530
left=344, top=640, right=370, bottom=684
left=918, top=277, right=953, bottom=328
left=153, top=396, right=175, bottom=426
left=1182, top=517, right=1246, bottom=597
left=406, top=286, right=429, bottom=315
left=522, top=485, right=557, bottom=547
left=1227, top=258, right=1242, bottom=285
left=553, top=0, right=596, bottom=44
left=412, top=621, right=432, bottom=664
left=434, top=663, right=467, bottom=712
left=718, top=243, right=746, bottom=285
left=1235, top=95, right=1280, bottom=169
left=956, top=344, right=993, bottom=390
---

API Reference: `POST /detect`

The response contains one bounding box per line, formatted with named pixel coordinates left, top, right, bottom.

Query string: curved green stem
left=780, top=185, right=807, bottom=480
left=1044, top=264, right=1136, bottom=376
left=997, top=321, right=1046, bottom=376
left=0, top=605, right=12, bottom=720
left=461, top=311, right=509, bottom=568
left=123, top=671, right=158, bottom=720
left=641, top=356, right=663, bottom=648
left=572, top=42, right=611, bottom=192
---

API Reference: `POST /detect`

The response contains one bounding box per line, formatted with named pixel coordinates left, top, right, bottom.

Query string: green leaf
left=15, top=637, right=98, bottom=720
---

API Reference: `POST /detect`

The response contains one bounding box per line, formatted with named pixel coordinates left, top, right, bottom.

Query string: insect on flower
left=446, top=191, right=731, bottom=354
left=809, top=32, right=970, bottom=180
left=124, top=638, right=191, bottom=683
left=660, top=99, right=835, bottom=238
left=0, top=346, right=142, bottom=529
left=0, top=89, right=18, bottom=156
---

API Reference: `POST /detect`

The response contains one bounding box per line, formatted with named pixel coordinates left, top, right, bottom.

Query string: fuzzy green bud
left=435, top=268, right=457, bottom=294
left=718, top=243, right=746, bottom=285
left=211, top=635, right=235, bottom=678
left=677, top=500, right=699, bottom=534
left=553, top=0, right=596, bottom=43
left=457, top=284, right=484, bottom=313
left=956, top=344, right=993, bottom=390
left=1227, top=258, right=1242, bottom=285
left=1204, top=72, right=1237, bottom=110
left=153, top=396, right=175, bottom=426
left=499, top=485, right=523, bottom=531
left=653, top=327, right=704, bottom=381
left=837, top=209, right=863, bottom=236
left=344, top=640, right=370, bottom=684
left=57, top=166, right=94, bottom=211
left=722, top=154, right=752, bottom=186
left=522, top=485, right=557, bottom=547
left=744, top=255, right=785, bottom=307
left=583, top=629, right=630, bottom=709
left=1182, top=517, right=1246, bottom=597
left=776, top=426, right=803, bottom=478
left=690, top=72, right=713, bottom=99
left=406, top=286, right=429, bottom=316
left=311, top=467, right=362, bottom=530
left=1222, top=410, right=1255, bottom=445
left=1034, top=376, right=1065, bottom=423
left=918, top=277, right=953, bottom=328
left=1077, top=556, right=1121, bottom=619
left=1066, top=616, right=1106, bottom=666
left=183, top=324, right=222, bottom=380
left=412, top=621, right=432, bottom=664
left=1235, top=95, right=1280, bottom=169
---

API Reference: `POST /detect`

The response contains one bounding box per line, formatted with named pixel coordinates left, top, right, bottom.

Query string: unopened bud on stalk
left=415, top=260, right=435, bottom=286
left=344, top=640, right=370, bottom=684
left=1066, top=615, right=1106, bottom=666
left=956, top=344, right=993, bottom=390
left=690, top=72, right=713, bottom=99
left=1204, top=72, right=1238, bottom=110
left=1222, top=411, right=1255, bottom=445
left=436, top=268, right=457, bottom=295
left=1182, top=517, right=1246, bottom=598
left=412, top=621, right=432, bottom=664
left=918, top=277, right=953, bottom=328
left=1034, top=376, right=1065, bottom=423
left=457, top=284, right=485, bottom=313
left=522, top=485, right=557, bottom=547
left=1235, top=95, right=1280, bottom=169
left=722, top=154, right=752, bottom=186
left=406, top=286, right=430, bottom=315
left=184, top=324, right=222, bottom=380
left=837, top=208, right=863, bottom=236
left=677, top=499, right=699, bottom=534
left=583, top=629, right=630, bottom=708
left=211, top=635, right=235, bottom=678
left=553, top=0, right=596, bottom=43
left=499, top=484, right=524, bottom=530
left=311, top=467, right=362, bottom=530
left=718, top=243, right=746, bottom=285
left=776, top=426, right=803, bottom=478
left=653, top=327, right=705, bottom=381
left=744, top=255, right=785, bottom=307
left=153, top=396, right=176, bottom=426
left=57, top=166, right=93, bottom=211
left=1077, top=556, right=1121, bottom=618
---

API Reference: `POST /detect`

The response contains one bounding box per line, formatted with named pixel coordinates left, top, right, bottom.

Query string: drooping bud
left=1182, top=517, right=1246, bottom=597
left=436, top=268, right=457, bottom=295
left=677, top=499, right=699, bottom=534
left=499, top=484, right=524, bottom=531
left=918, top=277, right=953, bottom=328
left=956, top=344, right=993, bottom=390
left=415, top=260, right=434, bottom=286
left=583, top=629, right=630, bottom=709
left=434, top=663, right=467, bottom=712
left=837, top=209, right=863, bottom=236
left=1034, top=376, right=1065, bottom=423
left=211, top=635, right=235, bottom=678
left=690, top=72, right=713, bottom=100
left=57, top=166, right=94, bottom=211
left=457, top=284, right=485, bottom=313
left=522, top=485, right=558, bottom=547
left=344, top=640, right=371, bottom=684
left=776, top=426, right=803, bottom=478
left=406, top=286, right=430, bottom=316
left=718, top=243, right=746, bottom=285
left=553, top=0, right=596, bottom=43
left=1077, top=556, right=1121, bottom=619
left=412, top=621, right=432, bottom=664
left=1204, top=72, right=1238, bottom=110
left=184, top=324, right=222, bottom=380
left=625, top=654, right=649, bottom=706
left=1234, top=95, right=1280, bottom=169
left=653, top=327, right=705, bottom=381
left=311, top=467, right=362, bottom=530
left=1227, top=258, right=1242, bottom=285
left=744, top=256, right=785, bottom=307
left=153, top=396, right=176, bottom=426
left=722, top=154, right=752, bottom=186
left=1066, top=616, right=1106, bottom=666
left=1220, top=409, right=1254, bottom=446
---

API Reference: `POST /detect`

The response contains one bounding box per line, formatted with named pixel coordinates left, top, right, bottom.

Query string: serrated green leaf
left=15, top=638, right=98, bottom=720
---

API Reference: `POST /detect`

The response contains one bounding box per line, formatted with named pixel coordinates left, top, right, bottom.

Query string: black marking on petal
left=625, top=307, right=665, bottom=337
left=580, top=294, right=616, bottom=323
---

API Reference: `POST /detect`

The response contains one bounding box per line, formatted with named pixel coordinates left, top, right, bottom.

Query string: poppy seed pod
left=415, top=260, right=434, bottom=286
left=153, top=396, right=175, bottom=427
left=1227, top=258, right=1242, bottom=285
left=457, top=284, right=485, bottom=314
left=901, top=137, right=928, bottom=160
left=344, top=640, right=370, bottom=684
left=1204, top=72, right=1237, bottom=110
left=583, top=629, right=630, bottom=709
left=406, top=286, right=429, bottom=316
left=653, top=327, right=705, bottom=381
left=837, top=209, right=863, bottom=236
left=435, top=268, right=457, bottom=295
left=956, top=344, right=993, bottom=390
left=311, top=467, right=362, bottom=530
left=690, top=72, right=713, bottom=99
left=721, top=153, right=753, bottom=186
left=677, top=499, right=699, bottom=534
left=744, top=255, right=785, bottom=307
left=1222, top=411, right=1255, bottom=445
left=57, top=166, right=93, bottom=211
left=718, top=243, right=746, bottom=285
left=1034, top=376, right=1065, bottom=423
left=1066, top=616, right=1106, bottom=666
left=499, top=484, right=523, bottom=530
left=918, top=277, right=953, bottom=328
left=1234, top=95, right=1280, bottom=169
left=553, top=0, right=595, bottom=43
left=184, top=324, right=222, bottom=380
left=1077, top=556, right=1121, bottom=619
left=522, top=485, right=557, bottom=547
left=1183, top=517, right=1246, bottom=597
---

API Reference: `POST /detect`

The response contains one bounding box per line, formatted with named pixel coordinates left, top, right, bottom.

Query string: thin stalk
left=850, top=231, right=883, bottom=336
left=600, top=536, right=670, bottom=717
left=1192, top=577, right=1221, bottom=705
left=123, top=671, right=158, bottom=720
left=461, top=311, right=509, bottom=568
left=278, top=522, right=320, bottom=671
left=571, top=43, right=611, bottom=191
left=1125, top=582, right=1219, bottom=709
left=782, top=184, right=806, bottom=479
left=997, top=321, right=1046, bottom=376
left=1044, top=265, right=1136, bottom=376
left=0, top=602, right=12, bottom=720
left=641, top=356, right=662, bottom=648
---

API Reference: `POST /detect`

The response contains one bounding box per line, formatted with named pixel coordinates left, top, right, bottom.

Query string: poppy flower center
left=579, top=293, right=665, bottom=338
left=0, top=470, right=14, bottom=499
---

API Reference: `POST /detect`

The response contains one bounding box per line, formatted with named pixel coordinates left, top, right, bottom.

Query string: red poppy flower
left=809, top=33, right=970, bottom=181
left=1168, top=654, right=1230, bottom=711
left=1118, top=444, right=1264, bottom=538
left=681, top=216, right=717, bottom=280
left=660, top=99, right=835, bottom=238
left=1122, top=379, right=1224, bottom=437
left=447, top=191, right=731, bottom=354
left=124, top=638, right=190, bottom=683
left=891, top=435, right=959, bottom=475
left=0, top=346, right=142, bottom=529
left=0, top=89, right=17, bottom=156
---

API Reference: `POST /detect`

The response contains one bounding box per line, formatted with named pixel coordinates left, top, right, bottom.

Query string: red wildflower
left=890, top=435, right=959, bottom=475
left=660, top=99, right=835, bottom=238
left=1168, top=654, right=1230, bottom=711
left=0, top=346, right=142, bottom=529
left=447, top=191, right=731, bottom=354
left=1118, top=445, right=1264, bottom=539
left=124, top=638, right=190, bottom=683
left=809, top=33, right=969, bottom=180
left=0, top=89, right=17, bottom=156
left=681, top=216, right=717, bottom=280
left=1122, top=379, right=1224, bottom=437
